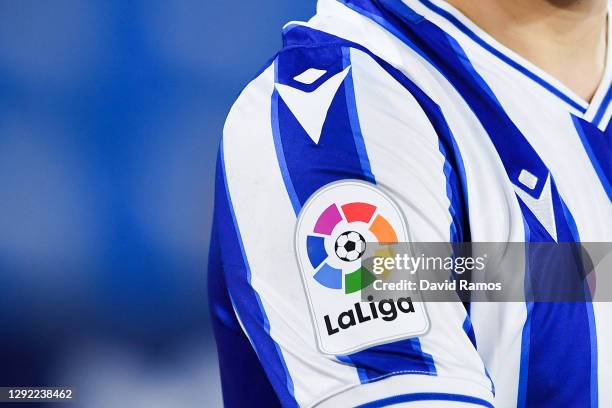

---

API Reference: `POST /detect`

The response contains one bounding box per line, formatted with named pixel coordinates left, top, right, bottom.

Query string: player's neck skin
left=446, top=0, right=608, bottom=102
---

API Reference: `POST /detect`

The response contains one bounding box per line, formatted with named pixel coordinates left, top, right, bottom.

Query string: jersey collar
left=394, top=0, right=612, bottom=130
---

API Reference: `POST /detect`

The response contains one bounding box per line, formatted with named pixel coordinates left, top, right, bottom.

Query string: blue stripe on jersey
left=272, top=32, right=436, bottom=382
left=338, top=339, right=436, bottom=383
left=208, top=213, right=282, bottom=408
left=341, top=47, right=373, bottom=181
left=558, top=196, right=599, bottom=408
left=516, top=215, right=533, bottom=408
left=407, top=0, right=588, bottom=114
left=213, top=144, right=297, bottom=407
left=517, top=307, right=532, bottom=408
left=585, top=285, right=599, bottom=408
left=436, top=135, right=470, bottom=242
left=591, top=84, right=612, bottom=127
left=462, top=316, right=476, bottom=348
left=560, top=200, right=599, bottom=408
left=572, top=116, right=612, bottom=201
left=272, top=69, right=301, bottom=215
left=516, top=184, right=594, bottom=406
left=355, top=392, right=494, bottom=408
left=334, top=1, right=598, bottom=405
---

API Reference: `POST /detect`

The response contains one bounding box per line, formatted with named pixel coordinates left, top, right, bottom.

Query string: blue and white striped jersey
left=209, top=0, right=612, bottom=407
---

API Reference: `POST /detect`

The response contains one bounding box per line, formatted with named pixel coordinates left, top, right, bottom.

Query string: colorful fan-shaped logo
left=306, top=202, right=398, bottom=293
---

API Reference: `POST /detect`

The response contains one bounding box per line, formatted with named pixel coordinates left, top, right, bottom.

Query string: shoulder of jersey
left=226, top=26, right=406, bottom=147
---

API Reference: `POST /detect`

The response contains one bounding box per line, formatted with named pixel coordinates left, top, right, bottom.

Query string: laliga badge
left=295, top=180, right=429, bottom=355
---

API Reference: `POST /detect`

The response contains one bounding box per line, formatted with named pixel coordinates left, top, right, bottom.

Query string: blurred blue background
left=0, top=1, right=313, bottom=406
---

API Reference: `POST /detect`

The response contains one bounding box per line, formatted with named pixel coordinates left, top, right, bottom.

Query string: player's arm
left=211, top=42, right=494, bottom=407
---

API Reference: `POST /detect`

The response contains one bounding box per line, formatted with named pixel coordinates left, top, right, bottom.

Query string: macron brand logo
left=514, top=172, right=558, bottom=241
left=276, top=66, right=351, bottom=145
left=292, top=68, right=327, bottom=85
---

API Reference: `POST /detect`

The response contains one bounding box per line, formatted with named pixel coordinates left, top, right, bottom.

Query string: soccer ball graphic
left=334, top=231, right=366, bottom=262
left=302, top=195, right=401, bottom=293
